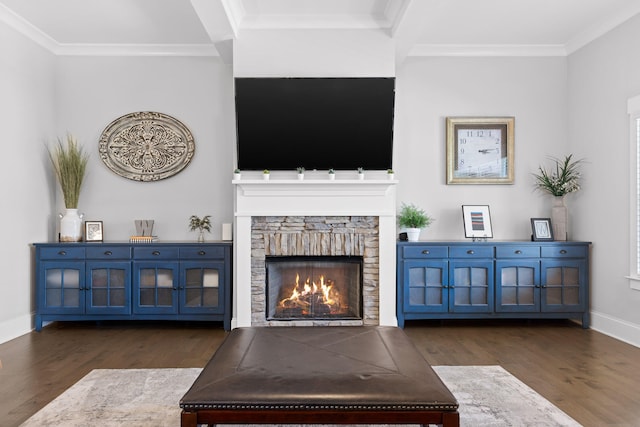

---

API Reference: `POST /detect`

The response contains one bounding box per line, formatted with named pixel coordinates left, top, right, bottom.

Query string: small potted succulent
left=189, top=215, right=212, bottom=243
left=233, top=168, right=241, bottom=180
left=398, top=203, right=433, bottom=242
left=387, top=169, right=395, bottom=180
left=357, top=167, right=365, bottom=180
left=297, top=166, right=305, bottom=180
left=328, top=168, right=335, bottom=180
left=263, top=169, right=270, bottom=180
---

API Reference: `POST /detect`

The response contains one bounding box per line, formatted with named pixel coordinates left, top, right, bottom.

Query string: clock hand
left=478, top=148, right=499, bottom=154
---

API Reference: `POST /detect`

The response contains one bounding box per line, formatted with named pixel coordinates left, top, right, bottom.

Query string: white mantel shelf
left=232, top=178, right=398, bottom=329
left=234, top=179, right=398, bottom=216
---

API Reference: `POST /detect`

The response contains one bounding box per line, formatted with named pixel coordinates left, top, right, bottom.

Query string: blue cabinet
left=397, top=241, right=590, bottom=328
left=34, top=242, right=232, bottom=331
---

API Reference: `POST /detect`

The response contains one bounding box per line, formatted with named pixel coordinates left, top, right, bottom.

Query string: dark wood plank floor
left=1, top=320, right=639, bottom=426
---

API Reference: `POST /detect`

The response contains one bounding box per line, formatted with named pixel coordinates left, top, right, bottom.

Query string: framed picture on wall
left=531, top=218, right=554, bottom=241
left=85, top=221, right=103, bottom=242
left=462, top=205, right=493, bottom=239
left=446, top=117, right=515, bottom=184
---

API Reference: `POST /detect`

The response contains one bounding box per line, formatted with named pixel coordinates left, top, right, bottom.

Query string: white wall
left=0, top=20, right=55, bottom=343
left=234, top=29, right=395, bottom=77
left=395, top=56, right=568, bottom=241
left=53, top=56, right=236, bottom=241
left=568, top=13, right=640, bottom=345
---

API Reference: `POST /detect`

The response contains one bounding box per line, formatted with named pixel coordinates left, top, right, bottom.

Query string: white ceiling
left=1, top=0, right=639, bottom=57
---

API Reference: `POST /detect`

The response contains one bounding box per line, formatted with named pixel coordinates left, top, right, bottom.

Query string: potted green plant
left=357, top=167, right=365, bottom=180
left=263, top=169, right=270, bottom=180
left=532, top=154, right=584, bottom=241
left=328, top=168, right=335, bottom=180
left=233, top=168, right=241, bottom=180
left=189, top=215, right=212, bottom=243
left=387, top=169, right=395, bottom=180
left=48, top=134, right=89, bottom=242
left=398, top=202, right=433, bottom=242
left=297, top=166, right=305, bottom=180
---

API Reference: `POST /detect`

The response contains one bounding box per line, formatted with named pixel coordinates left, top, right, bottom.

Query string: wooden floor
left=0, top=320, right=639, bottom=426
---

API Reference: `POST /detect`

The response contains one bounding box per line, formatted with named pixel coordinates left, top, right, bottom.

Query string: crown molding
left=52, top=43, right=219, bottom=57
left=1, top=3, right=218, bottom=57
left=565, top=4, right=640, bottom=55
left=408, top=44, right=567, bottom=57
left=0, top=3, right=57, bottom=52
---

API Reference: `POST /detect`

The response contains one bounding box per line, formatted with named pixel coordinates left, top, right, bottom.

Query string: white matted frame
left=462, top=205, right=493, bottom=239
left=530, top=218, right=554, bottom=241
left=85, top=221, right=103, bottom=242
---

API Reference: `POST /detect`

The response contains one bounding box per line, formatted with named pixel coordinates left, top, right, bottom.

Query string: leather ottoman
left=180, top=326, right=459, bottom=427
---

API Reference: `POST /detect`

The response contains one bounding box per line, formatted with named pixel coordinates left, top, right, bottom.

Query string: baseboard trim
left=590, top=310, right=640, bottom=348
left=0, top=313, right=32, bottom=345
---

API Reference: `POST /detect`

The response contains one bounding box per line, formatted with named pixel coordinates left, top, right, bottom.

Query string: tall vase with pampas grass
left=48, top=135, right=89, bottom=242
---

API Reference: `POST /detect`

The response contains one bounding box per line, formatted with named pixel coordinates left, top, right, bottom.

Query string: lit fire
left=278, top=273, right=345, bottom=316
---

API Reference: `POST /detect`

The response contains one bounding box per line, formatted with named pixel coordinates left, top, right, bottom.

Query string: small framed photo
left=462, top=205, right=493, bottom=239
left=446, top=117, right=515, bottom=184
left=84, top=221, right=103, bottom=242
left=531, top=218, right=554, bottom=241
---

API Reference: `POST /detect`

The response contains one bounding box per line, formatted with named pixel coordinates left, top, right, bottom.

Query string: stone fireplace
left=233, top=177, right=397, bottom=328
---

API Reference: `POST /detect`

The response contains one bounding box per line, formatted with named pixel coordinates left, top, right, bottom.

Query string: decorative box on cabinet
left=397, top=241, right=590, bottom=328
left=34, top=242, right=232, bottom=331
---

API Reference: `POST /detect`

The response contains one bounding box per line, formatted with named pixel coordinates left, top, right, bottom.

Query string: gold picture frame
left=446, top=117, right=515, bottom=184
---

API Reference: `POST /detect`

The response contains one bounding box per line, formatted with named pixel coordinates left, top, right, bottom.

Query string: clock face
left=455, top=128, right=505, bottom=178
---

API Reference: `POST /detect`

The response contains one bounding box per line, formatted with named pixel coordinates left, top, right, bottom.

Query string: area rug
left=20, top=366, right=581, bottom=427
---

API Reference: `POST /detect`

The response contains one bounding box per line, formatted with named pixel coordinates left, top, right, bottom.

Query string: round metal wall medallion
left=99, top=111, right=195, bottom=181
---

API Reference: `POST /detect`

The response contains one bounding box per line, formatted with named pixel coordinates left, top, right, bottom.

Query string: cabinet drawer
left=496, top=246, right=540, bottom=258
left=180, top=246, right=225, bottom=259
left=449, top=246, right=493, bottom=258
left=402, top=246, right=448, bottom=259
left=541, top=245, right=587, bottom=258
left=86, top=246, right=131, bottom=259
left=39, top=247, right=85, bottom=260
left=133, top=247, right=180, bottom=259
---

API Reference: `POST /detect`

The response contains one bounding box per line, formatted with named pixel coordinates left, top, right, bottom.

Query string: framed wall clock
left=446, top=117, right=515, bottom=184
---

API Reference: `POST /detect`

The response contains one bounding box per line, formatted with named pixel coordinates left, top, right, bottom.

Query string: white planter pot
left=263, top=174, right=270, bottom=180
left=298, top=174, right=304, bottom=180
left=406, top=228, right=421, bottom=242
left=59, top=208, right=84, bottom=242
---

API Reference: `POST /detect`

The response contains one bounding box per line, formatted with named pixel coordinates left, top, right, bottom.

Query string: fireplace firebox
left=266, top=256, right=363, bottom=321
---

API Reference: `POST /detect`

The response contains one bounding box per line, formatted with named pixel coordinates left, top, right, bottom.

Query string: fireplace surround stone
left=251, top=216, right=378, bottom=326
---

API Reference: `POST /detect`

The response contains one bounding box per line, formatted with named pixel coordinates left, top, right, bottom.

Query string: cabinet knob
left=152, top=250, right=161, bottom=256
left=422, top=250, right=430, bottom=255
left=58, top=250, right=67, bottom=256
left=198, top=251, right=206, bottom=256
left=104, top=251, right=113, bottom=256
left=559, top=249, right=567, bottom=254
left=467, top=250, right=474, bottom=255
left=515, top=250, right=522, bottom=254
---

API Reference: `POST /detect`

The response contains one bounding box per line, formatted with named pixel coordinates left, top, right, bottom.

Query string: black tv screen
left=234, top=77, right=395, bottom=171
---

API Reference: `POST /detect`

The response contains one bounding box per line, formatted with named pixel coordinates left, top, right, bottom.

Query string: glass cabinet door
left=41, top=261, right=84, bottom=314
left=403, top=260, right=449, bottom=313
left=449, top=260, right=494, bottom=313
left=133, top=262, right=179, bottom=314
left=495, top=260, right=540, bottom=313
left=86, top=261, right=131, bottom=314
left=541, top=260, right=586, bottom=312
left=180, top=261, right=225, bottom=314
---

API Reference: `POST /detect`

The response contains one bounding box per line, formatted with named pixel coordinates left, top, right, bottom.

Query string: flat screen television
left=234, top=77, right=395, bottom=171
